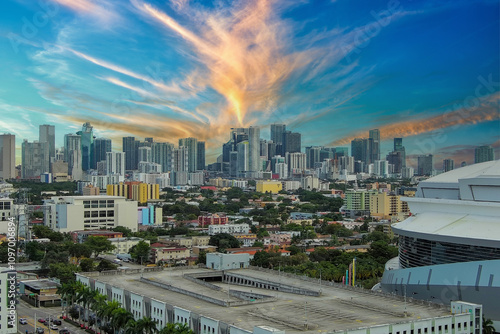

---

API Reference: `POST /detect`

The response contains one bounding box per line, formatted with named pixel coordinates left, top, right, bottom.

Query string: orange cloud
left=133, top=0, right=312, bottom=126
left=50, top=0, right=118, bottom=23
left=330, top=93, right=500, bottom=146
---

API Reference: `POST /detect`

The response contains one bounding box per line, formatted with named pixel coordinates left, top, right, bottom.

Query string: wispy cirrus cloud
left=330, top=92, right=500, bottom=146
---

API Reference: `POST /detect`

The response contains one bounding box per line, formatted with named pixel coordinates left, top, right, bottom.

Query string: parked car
left=59, top=329, right=71, bottom=334
left=19, top=318, right=27, bottom=324
left=50, top=324, right=58, bottom=330
left=37, top=318, right=46, bottom=324
left=53, top=319, right=62, bottom=325
left=36, top=328, right=44, bottom=334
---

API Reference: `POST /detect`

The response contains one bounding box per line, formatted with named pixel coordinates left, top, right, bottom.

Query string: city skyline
left=1, top=0, right=499, bottom=166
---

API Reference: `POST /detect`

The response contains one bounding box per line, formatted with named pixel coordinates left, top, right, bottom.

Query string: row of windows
left=84, top=210, right=115, bottom=218
left=399, top=235, right=500, bottom=268
left=83, top=200, right=115, bottom=209
left=392, top=321, right=472, bottom=334
left=0, top=202, right=11, bottom=210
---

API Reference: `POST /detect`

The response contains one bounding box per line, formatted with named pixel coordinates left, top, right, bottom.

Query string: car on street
left=19, top=318, right=27, bottom=324
left=59, top=329, right=71, bottom=334
left=50, top=324, right=58, bottom=330
left=53, top=319, right=62, bottom=325
left=36, top=328, right=44, bottom=334
left=37, top=318, right=46, bottom=324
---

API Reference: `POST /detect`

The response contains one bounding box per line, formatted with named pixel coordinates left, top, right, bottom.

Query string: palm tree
left=57, top=282, right=77, bottom=318
left=76, top=285, right=93, bottom=327
left=101, top=300, right=121, bottom=334
left=135, top=316, right=157, bottom=334
left=159, top=323, right=194, bottom=334
left=110, top=307, right=133, bottom=334
left=483, top=316, right=495, bottom=334
left=88, top=291, right=106, bottom=332
left=124, top=319, right=139, bottom=334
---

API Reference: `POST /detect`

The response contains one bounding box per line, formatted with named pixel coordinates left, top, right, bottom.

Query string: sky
left=0, top=0, right=499, bottom=168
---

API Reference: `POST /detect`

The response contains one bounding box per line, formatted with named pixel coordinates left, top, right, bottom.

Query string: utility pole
left=404, top=285, right=407, bottom=317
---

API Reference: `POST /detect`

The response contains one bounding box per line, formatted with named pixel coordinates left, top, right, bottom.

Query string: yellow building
left=256, top=180, right=282, bottom=194
left=369, top=192, right=410, bottom=219
left=106, top=182, right=159, bottom=203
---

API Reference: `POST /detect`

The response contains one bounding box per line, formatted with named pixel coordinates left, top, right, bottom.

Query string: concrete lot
left=91, top=267, right=449, bottom=333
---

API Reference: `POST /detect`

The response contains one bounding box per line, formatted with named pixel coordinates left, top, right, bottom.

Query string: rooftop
left=82, top=267, right=449, bottom=333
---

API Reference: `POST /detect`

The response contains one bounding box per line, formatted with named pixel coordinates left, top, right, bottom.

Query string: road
left=99, top=254, right=144, bottom=269
left=17, top=300, right=88, bottom=334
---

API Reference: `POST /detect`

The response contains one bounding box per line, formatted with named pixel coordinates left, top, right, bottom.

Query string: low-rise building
left=206, top=252, right=250, bottom=270
left=44, top=195, right=138, bottom=233
left=151, top=244, right=190, bottom=264
left=20, top=279, right=61, bottom=307
left=71, top=230, right=124, bottom=243
left=109, top=237, right=150, bottom=255
left=208, top=223, right=250, bottom=235
left=198, top=213, right=228, bottom=227
left=256, top=180, right=282, bottom=194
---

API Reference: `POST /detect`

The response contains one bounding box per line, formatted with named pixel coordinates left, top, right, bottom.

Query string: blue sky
left=1, top=0, right=499, bottom=167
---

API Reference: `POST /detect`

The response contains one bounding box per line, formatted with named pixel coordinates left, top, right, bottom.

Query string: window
left=91, top=211, right=98, bottom=217
left=84, top=211, right=91, bottom=218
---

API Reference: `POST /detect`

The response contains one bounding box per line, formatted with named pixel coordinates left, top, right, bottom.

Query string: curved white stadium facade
left=381, top=160, right=500, bottom=326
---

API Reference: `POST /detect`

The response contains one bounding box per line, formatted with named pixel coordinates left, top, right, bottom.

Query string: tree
left=483, top=316, right=495, bottom=334
left=196, top=250, right=207, bottom=265
left=96, top=259, right=119, bottom=272
left=129, top=241, right=151, bottom=263
left=41, top=250, right=70, bottom=269
left=111, top=308, right=133, bottom=334
left=79, top=258, right=95, bottom=272
left=68, top=243, right=93, bottom=258
left=85, top=236, right=115, bottom=258
left=251, top=251, right=271, bottom=268
left=49, top=263, right=79, bottom=284
left=209, top=233, right=240, bottom=251
left=112, top=226, right=132, bottom=237
left=135, top=317, right=157, bottom=334
left=159, top=323, right=195, bottom=334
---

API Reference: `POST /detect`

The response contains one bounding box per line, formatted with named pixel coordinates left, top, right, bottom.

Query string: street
left=17, top=300, right=88, bottom=334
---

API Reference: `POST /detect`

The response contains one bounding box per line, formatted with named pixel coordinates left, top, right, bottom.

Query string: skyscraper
left=39, top=124, right=55, bottom=161
left=351, top=138, right=364, bottom=162
left=138, top=146, right=152, bottom=163
left=0, top=134, right=15, bottom=180
left=21, top=140, right=49, bottom=178
left=152, top=142, right=174, bottom=172
left=237, top=141, right=249, bottom=177
left=283, top=131, right=301, bottom=154
left=197, top=141, right=205, bottom=170
left=248, top=126, right=260, bottom=173
left=123, top=137, right=139, bottom=171
left=306, top=146, right=322, bottom=169
left=270, top=123, right=286, bottom=155
left=77, top=122, right=94, bottom=172
left=179, top=137, right=198, bottom=173
left=106, top=152, right=125, bottom=176
left=443, top=159, right=455, bottom=172
left=369, top=129, right=380, bottom=162
left=474, top=145, right=495, bottom=163
left=93, top=138, right=112, bottom=168
left=173, top=146, right=189, bottom=172
left=64, top=134, right=82, bottom=178
left=394, top=138, right=403, bottom=151
left=417, top=154, right=434, bottom=176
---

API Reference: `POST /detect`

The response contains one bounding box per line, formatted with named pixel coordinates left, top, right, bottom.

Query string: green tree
left=134, top=317, right=157, bottom=334
left=209, top=233, right=240, bottom=251
left=68, top=243, right=93, bottom=258
left=251, top=251, right=271, bottom=268
left=196, top=250, right=207, bottom=265
left=49, top=263, right=79, bottom=284
left=159, top=323, right=195, bottom=334
left=96, top=259, right=119, bottom=272
left=111, top=308, right=133, bottom=334
left=112, top=226, right=133, bottom=237
left=129, top=241, right=151, bottom=263
left=42, top=250, right=70, bottom=269
left=79, top=258, right=95, bottom=272
left=85, top=236, right=116, bottom=257
left=483, top=316, right=495, bottom=334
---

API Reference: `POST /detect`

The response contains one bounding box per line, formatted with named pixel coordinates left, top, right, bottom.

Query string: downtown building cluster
left=0, top=123, right=497, bottom=186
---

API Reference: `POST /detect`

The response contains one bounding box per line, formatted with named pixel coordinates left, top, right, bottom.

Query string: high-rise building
left=335, top=147, right=349, bottom=158
left=394, top=138, right=403, bottom=151
left=351, top=138, right=364, bottom=162
left=443, top=159, right=455, bottom=172
left=39, top=124, right=55, bottom=161
left=197, top=141, right=205, bottom=170
left=369, top=129, right=380, bottom=163
left=106, top=152, right=125, bottom=176
left=76, top=122, right=94, bottom=172
left=123, top=137, right=139, bottom=171
left=283, top=131, right=301, bottom=154
left=152, top=142, right=174, bottom=172
left=64, top=133, right=80, bottom=161
left=270, top=155, right=285, bottom=174
left=21, top=140, right=49, bottom=178
left=270, top=123, right=286, bottom=155
left=93, top=138, right=112, bottom=168
left=236, top=141, right=250, bottom=177
left=260, top=139, right=268, bottom=159
left=387, top=150, right=405, bottom=174
left=248, top=127, right=260, bottom=173
left=138, top=146, right=152, bottom=163
left=306, top=146, right=322, bottom=169
left=173, top=146, right=189, bottom=172
left=417, top=154, right=434, bottom=176
left=286, top=152, right=306, bottom=174
left=474, top=145, right=495, bottom=163
left=0, top=134, right=15, bottom=180
left=179, top=137, right=198, bottom=173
